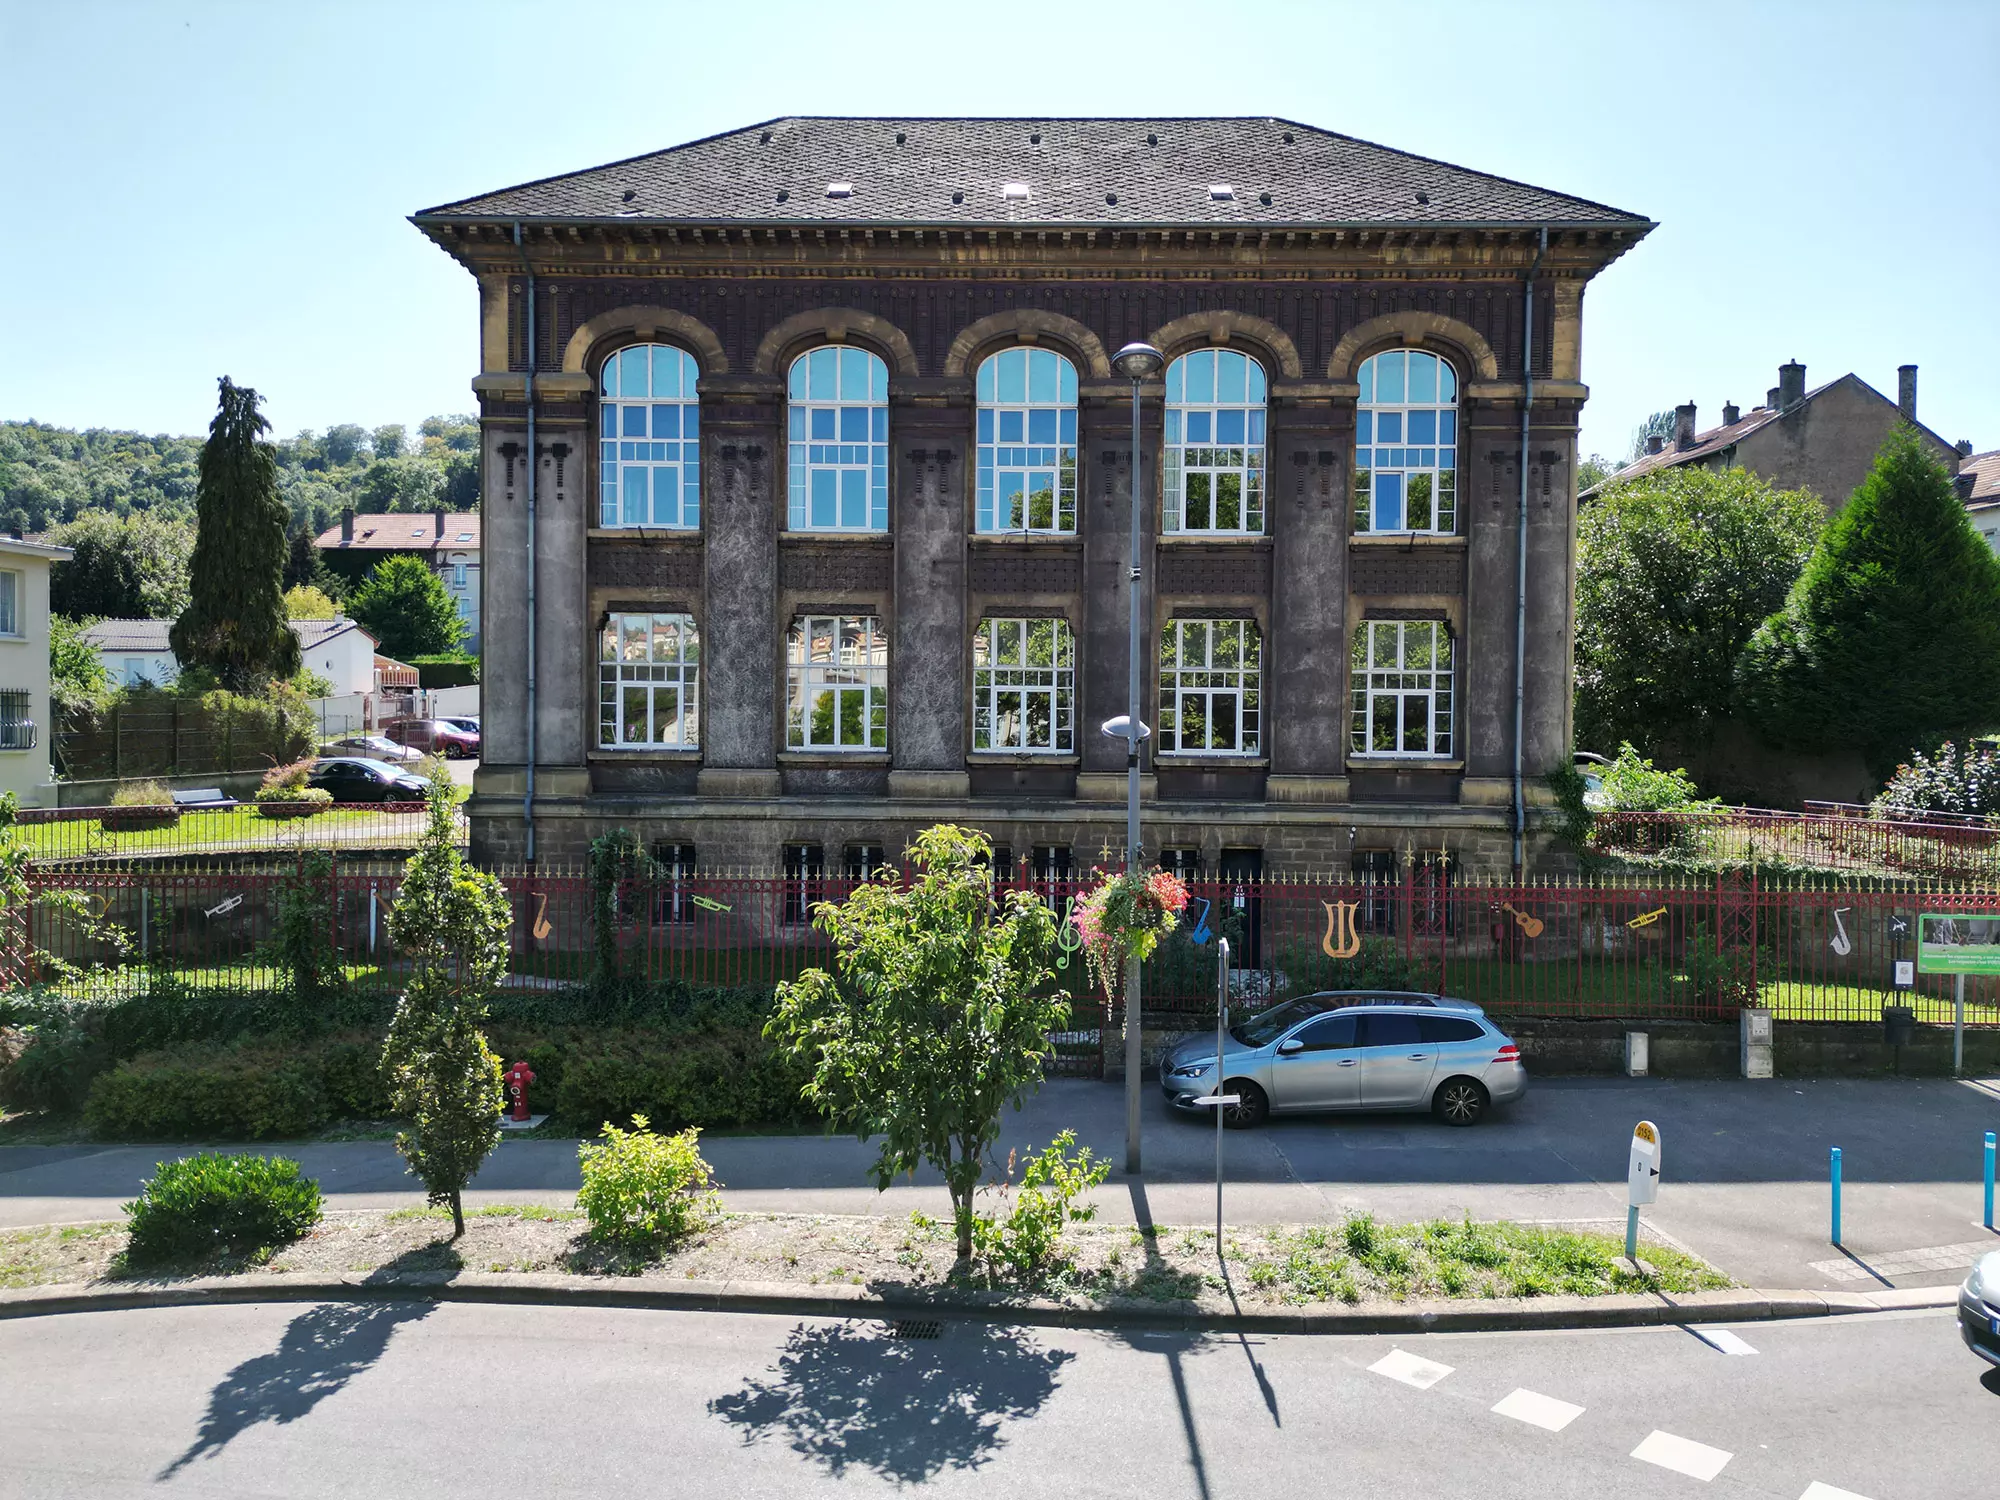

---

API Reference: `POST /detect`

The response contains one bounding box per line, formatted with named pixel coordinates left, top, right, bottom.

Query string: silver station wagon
left=1159, top=991, right=1527, bottom=1128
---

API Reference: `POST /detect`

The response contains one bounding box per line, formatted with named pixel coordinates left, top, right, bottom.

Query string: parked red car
left=382, top=717, right=480, bottom=758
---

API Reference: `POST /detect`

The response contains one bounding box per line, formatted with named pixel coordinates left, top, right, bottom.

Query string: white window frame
left=1353, top=349, right=1459, bottom=535
left=972, top=617, right=1074, bottom=753
left=598, top=344, right=702, bottom=530
left=976, top=348, right=1078, bottom=534
left=1159, top=617, right=1262, bottom=756
left=598, top=612, right=701, bottom=749
left=786, top=614, right=888, bottom=752
left=1164, top=349, right=1267, bottom=536
left=787, top=347, right=889, bottom=533
left=1350, top=619, right=1454, bottom=758
left=0, top=571, right=18, bottom=636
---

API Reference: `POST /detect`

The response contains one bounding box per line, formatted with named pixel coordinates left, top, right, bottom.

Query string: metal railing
left=15, top=800, right=454, bottom=865
left=1592, top=805, right=2000, bottom=881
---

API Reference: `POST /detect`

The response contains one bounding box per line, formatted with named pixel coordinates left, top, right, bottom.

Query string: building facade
left=0, top=536, right=70, bottom=805
left=415, top=117, right=1652, bottom=876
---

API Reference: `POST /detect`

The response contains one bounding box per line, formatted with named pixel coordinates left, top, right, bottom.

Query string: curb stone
left=0, top=1273, right=1959, bottom=1334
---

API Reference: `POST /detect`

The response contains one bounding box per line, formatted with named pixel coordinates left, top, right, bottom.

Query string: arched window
left=1164, top=349, right=1267, bottom=535
left=976, top=348, right=1078, bottom=533
left=598, top=344, right=701, bottom=529
left=972, top=617, right=1074, bottom=752
left=1354, top=349, right=1458, bottom=534
left=788, top=346, right=888, bottom=532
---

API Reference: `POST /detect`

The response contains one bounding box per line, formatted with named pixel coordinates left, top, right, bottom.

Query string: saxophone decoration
left=1321, top=900, right=1361, bottom=960
left=1830, top=907, right=1852, bottom=957
left=530, top=892, right=552, bottom=941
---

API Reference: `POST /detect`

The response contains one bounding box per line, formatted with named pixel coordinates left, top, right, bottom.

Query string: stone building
left=412, top=117, right=1652, bottom=876
left=1579, top=360, right=1964, bottom=510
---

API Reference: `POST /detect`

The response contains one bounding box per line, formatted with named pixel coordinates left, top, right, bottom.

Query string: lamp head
left=1111, top=341, right=1165, bottom=381
left=1100, top=714, right=1152, bottom=743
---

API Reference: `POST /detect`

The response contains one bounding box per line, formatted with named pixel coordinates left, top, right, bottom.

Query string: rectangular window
left=0, top=690, right=34, bottom=750
left=0, top=572, right=18, bottom=636
left=452, top=564, right=467, bottom=590
left=782, top=843, right=825, bottom=925
left=1161, top=847, right=1203, bottom=881
left=651, top=842, right=697, bottom=925
left=843, top=843, right=886, bottom=881
left=1349, top=620, right=1453, bottom=757
left=598, top=613, right=700, bottom=748
left=786, top=615, right=888, bottom=751
left=971, top=617, right=1074, bottom=753
left=1158, top=618, right=1262, bottom=756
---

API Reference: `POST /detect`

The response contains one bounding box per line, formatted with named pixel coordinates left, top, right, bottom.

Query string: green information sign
left=1917, top=912, right=2000, bottom=976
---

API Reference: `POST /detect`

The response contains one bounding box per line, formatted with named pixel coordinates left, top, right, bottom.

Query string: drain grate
left=890, top=1319, right=944, bottom=1341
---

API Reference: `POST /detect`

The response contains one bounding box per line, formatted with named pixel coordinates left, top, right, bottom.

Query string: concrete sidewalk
left=5, top=1076, right=1997, bottom=1292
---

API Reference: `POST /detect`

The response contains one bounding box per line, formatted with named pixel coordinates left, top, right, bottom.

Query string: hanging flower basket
left=1071, top=869, right=1190, bottom=1000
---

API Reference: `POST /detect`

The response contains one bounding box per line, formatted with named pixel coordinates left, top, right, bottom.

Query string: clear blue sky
left=2, top=0, right=1994, bottom=463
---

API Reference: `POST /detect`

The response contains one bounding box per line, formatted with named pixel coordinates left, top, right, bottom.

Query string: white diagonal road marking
left=1368, top=1348, right=1453, bottom=1389
left=1689, top=1326, right=1757, bottom=1355
left=1491, top=1387, right=1584, bottom=1431
left=1800, top=1485, right=1874, bottom=1500
left=1807, top=1239, right=1996, bottom=1281
left=1632, top=1430, right=1732, bottom=1481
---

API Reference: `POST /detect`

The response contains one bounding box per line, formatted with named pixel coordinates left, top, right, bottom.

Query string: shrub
left=0, top=1012, right=106, bottom=1112
left=122, top=1151, right=323, bottom=1266
left=267, top=851, right=342, bottom=1016
left=1676, top=922, right=1768, bottom=1014
left=255, top=759, right=330, bottom=819
left=577, top=1114, right=720, bottom=1248
left=102, top=780, right=179, bottom=832
left=81, top=1034, right=391, bottom=1139
left=1589, top=743, right=1719, bottom=855
left=552, top=1031, right=809, bottom=1133
left=408, top=654, right=479, bottom=688
left=973, top=1130, right=1108, bottom=1281
left=1274, top=935, right=1420, bottom=998
left=1872, top=741, right=2000, bottom=822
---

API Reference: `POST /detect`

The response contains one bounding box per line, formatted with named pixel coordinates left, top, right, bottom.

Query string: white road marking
left=1808, top=1239, right=1995, bottom=1281
left=1368, top=1348, right=1453, bottom=1389
left=1632, top=1430, right=1732, bottom=1481
left=1491, top=1387, right=1584, bottom=1431
left=1800, top=1485, right=1875, bottom=1500
left=1689, top=1326, right=1758, bottom=1355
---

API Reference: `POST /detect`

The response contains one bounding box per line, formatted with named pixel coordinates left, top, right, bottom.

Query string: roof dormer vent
left=1001, top=183, right=1030, bottom=199
left=1259, top=192, right=1272, bottom=205
left=1414, top=191, right=1429, bottom=205
left=826, top=182, right=852, bottom=199
left=895, top=131, right=905, bottom=145
left=952, top=191, right=964, bottom=204
left=1029, top=131, right=1041, bottom=144
left=759, top=130, right=772, bottom=144
left=1209, top=184, right=1234, bottom=201
left=1146, top=132, right=1158, bottom=146
left=1281, top=131, right=1295, bottom=144
left=621, top=189, right=636, bottom=203
left=776, top=190, right=789, bottom=203
left=1105, top=193, right=1118, bottom=205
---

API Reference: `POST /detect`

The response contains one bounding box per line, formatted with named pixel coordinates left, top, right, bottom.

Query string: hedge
left=408, top=654, right=479, bottom=689
left=84, top=1035, right=394, bottom=1140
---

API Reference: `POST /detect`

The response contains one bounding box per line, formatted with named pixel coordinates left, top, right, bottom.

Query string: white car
left=1958, top=1250, right=2000, bottom=1367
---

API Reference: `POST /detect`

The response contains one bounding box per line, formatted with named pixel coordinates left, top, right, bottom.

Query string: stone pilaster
left=1078, top=379, right=1161, bottom=792
left=887, top=378, right=971, bottom=797
left=697, top=375, right=783, bottom=796
left=1265, top=385, right=1351, bottom=801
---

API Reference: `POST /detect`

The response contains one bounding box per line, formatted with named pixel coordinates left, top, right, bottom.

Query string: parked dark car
left=307, top=757, right=428, bottom=803
left=383, top=718, right=479, bottom=758
left=439, top=715, right=480, bottom=737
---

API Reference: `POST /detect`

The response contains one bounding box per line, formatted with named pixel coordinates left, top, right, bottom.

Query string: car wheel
left=1221, top=1080, right=1268, bottom=1130
left=1432, top=1077, right=1489, bottom=1127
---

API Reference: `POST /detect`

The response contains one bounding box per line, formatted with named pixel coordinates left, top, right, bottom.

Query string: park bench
left=170, top=787, right=237, bottom=809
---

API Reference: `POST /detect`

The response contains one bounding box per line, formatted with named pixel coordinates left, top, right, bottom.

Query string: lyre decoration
left=1321, top=900, right=1361, bottom=960
left=1499, top=903, right=1545, bottom=939
left=531, top=892, right=552, bottom=941
left=1830, top=908, right=1852, bottom=957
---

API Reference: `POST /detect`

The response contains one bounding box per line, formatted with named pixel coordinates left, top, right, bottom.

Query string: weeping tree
left=170, top=378, right=300, bottom=691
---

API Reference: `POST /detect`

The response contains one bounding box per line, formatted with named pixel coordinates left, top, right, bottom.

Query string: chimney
left=1674, top=401, right=1697, bottom=451
left=1766, top=386, right=1781, bottom=410
left=433, top=508, right=445, bottom=539
left=1897, top=364, right=1917, bottom=422
left=1958, top=439, right=1975, bottom=458
left=1722, top=400, right=1740, bottom=426
left=1645, top=433, right=1665, bottom=456
left=1778, top=360, right=1806, bottom=412
left=340, top=506, right=354, bottom=542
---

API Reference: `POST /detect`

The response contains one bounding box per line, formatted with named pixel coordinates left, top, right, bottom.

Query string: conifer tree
left=1736, top=427, right=2000, bottom=775
left=171, top=378, right=300, bottom=690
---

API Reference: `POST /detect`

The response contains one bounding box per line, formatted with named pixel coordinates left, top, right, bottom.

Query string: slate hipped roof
left=81, top=619, right=372, bottom=654
left=1962, top=451, right=2000, bottom=506
left=416, top=116, right=1651, bottom=231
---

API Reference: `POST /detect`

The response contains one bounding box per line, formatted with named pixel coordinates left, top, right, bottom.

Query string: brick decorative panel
left=1156, top=546, right=1272, bottom=597
left=967, top=550, right=1082, bottom=596
left=588, top=541, right=703, bottom=590
left=778, top=545, right=894, bottom=594
left=1349, top=547, right=1465, bottom=596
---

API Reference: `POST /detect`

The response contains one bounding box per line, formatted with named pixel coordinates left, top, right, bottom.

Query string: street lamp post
left=1110, top=340, right=1164, bottom=1175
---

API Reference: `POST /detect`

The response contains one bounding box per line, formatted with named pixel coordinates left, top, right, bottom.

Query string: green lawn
left=21, top=803, right=457, bottom=862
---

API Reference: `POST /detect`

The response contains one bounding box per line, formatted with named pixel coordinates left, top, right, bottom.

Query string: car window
left=1360, top=1013, right=1422, bottom=1048
left=1417, top=1016, right=1485, bottom=1044
left=1289, top=1014, right=1358, bottom=1052
left=1231, top=997, right=1331, bottom=1049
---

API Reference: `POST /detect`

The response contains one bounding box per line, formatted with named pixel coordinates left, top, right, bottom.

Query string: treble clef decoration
left=1830, top=907, right=1852, bottom=957
left=1054, top=894, right=1084, bottom=970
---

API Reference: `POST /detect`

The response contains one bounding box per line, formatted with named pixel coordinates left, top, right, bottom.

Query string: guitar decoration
left=531, top=892, right=552, bottom=941
left=1187, top=897, right=1213, bottom=947
left=1830, top=907, right=1853, bottom=957
left=1054, top=894, right=1084, bottom=970
left=1625, top=906, right=1668, bottom=929
left=1321, top=900, right=1361, bottom=960
left=1499, top=903, right=1545, bottom=939
left=691, top=895, right=733, bottom=913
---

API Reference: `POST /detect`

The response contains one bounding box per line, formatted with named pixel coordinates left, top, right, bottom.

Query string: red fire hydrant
left=503, top=1061, right=537, bottom=1122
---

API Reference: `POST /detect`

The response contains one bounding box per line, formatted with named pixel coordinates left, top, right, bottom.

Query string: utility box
left=1740, top=1008, right=1774, bottom=1079
left=1882, top=1004, right=1916, bottom=1048
left=1624, top=1031, right=1649, bottom=1077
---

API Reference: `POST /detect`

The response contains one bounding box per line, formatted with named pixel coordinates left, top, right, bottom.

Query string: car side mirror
left=1277, top=1038, right=1304, bottom=1056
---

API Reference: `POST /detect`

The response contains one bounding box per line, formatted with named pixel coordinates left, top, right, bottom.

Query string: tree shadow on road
left=707, top=1319, right=1074, bottom=1483
left=157, top=1246, right=453, bottom=1478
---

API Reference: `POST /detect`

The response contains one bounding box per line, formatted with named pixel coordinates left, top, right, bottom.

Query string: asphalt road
left=6, top=1076, right=1998, bottom=1289
left=0, top=1300, right=1993, bottom=1497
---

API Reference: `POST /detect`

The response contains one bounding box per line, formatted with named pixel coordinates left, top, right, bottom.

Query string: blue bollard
left=1985, top=1132, right=1995, bottom=1232
left=1831, top=1145, right=1843, bottom=1247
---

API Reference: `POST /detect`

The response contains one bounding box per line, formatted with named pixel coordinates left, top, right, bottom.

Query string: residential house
left=1959, top=449, right=2000, bottom=553
left=0, top=536, right=73, bottom=805
left=81, top=618, right=385, bottom=695
left=313, top=509, right=482, bottom=652
left=415, top=116, right=1656, bottom=874
left=1580, top=361, right=1965, bottom=508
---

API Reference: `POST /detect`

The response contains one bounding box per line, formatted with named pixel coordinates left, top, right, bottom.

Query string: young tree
left=48, top=614, right=110, bottom=715
left=380, top=761, right=510, bottom=1237
left=1575, top=465, right=1823, bottom=754
left=1737, top=427, right=2000, bottom=776
left=49, top=510, right=195, bottom=619
left=348, top=554, right=463, bottom=659
left=766, top=824, right=1065, bottom=1262
left=171, top=378, right=299, bottom=691
left=283, top=584, right=337, bottom=620
left=282, top=526, right=338, bottom=596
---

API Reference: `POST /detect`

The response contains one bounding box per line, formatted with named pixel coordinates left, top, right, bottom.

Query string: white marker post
left=1626, top=1119, right=1662, bottom=1261
left=1190, top=936, right=1237, bottom=1255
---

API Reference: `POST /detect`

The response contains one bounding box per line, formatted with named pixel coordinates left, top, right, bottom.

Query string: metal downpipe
left=513, top=223, right=538, bottom=867
left=1512, top=227, right=1547, bottom=875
